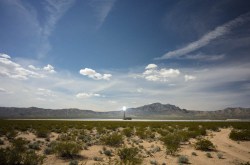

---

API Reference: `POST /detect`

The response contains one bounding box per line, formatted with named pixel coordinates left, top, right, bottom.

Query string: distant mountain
left=0, top=103, right=249, bottom=120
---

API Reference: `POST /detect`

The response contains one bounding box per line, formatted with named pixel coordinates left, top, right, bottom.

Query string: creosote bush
left=161, top=133, right=181, bottom=155
left=229, top=129, right=250, bottom=141
left=53, top=141, right=81, bottom=158
left=178, top=155, right=189, bottom=164
left=123, top=128, right=133, bottom=137
left=118, top=147, right=142, bottom=165
left=195, top=138, right=215, bottom=151
left=36, top=128, right=49, bottom=138
left=0, top=138, right=45, bottom=165
left=101, top=133, right=123, bottom=147
left=206, top=152, right=213, bottom=158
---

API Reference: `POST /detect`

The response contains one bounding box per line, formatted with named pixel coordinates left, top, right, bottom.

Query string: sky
left=0, top=0, right=250, bottom=111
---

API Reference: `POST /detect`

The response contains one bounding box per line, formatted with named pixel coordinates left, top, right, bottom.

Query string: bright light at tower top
left=122, top=106, right=126, bottom=111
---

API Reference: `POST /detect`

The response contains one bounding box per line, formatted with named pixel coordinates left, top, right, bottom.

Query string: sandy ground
left=1, top=128, right=249, bottom=165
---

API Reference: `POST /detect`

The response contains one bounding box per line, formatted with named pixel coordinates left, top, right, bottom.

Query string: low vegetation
left=0, top=138, right=45, bottom=165
left=118, top=147, right=142, bottom=164
left=101, top=132, right=123, bottom=147
left=229, top=129, right=250, bottom=141
left=195, top=138, right=216, bottom=151
left=52, top=141, right=81, bottom=158
left=0, top=120, right=249, bottom=164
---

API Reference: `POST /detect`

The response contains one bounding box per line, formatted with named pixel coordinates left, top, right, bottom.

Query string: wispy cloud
left=38, top=0, right=75, bottom=58
left=90, top=0, right=116, bottom=29
left=181, top=53, right=225, bottom=61
left=156, top=12, right=250, bottom=60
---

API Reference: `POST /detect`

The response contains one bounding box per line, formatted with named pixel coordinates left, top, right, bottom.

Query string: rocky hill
left=0, top=103, right=249, bottom=120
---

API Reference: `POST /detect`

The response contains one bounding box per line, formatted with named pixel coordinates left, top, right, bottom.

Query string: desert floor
left=1, top=128, right=249, bottom=165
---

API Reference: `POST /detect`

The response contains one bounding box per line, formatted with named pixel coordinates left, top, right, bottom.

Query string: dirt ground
left=1, top=128, right=250, bottom=165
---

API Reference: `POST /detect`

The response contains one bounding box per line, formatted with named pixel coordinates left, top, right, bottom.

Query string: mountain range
left=0, top=103, right=249, bottom=120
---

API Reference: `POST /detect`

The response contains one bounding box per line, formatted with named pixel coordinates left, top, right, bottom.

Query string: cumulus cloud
left=145, top=64, right=157, bottom=70
left=43, top=64, right=56, bottom=73
left=0, top=53, right=56, bottom=80
left=28, top=64, right=56, bottom=73
left=76, top=92, right=101, bottom=98
left=184, top=75, right=196, bottom=82
left=28, top=65, right=40, bottom=70
left=156, top=12, right=250, bottom=60
left=79, top=68, right=112, bottom=80
left=0, top=54, right=45, bottom=80
left=0, top=53, right=11, bottom=59
left=142, top=64, right=180, bottom=82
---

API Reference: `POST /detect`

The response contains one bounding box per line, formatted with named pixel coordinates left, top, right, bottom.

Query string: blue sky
left=0, top=0, right=250, bottom=111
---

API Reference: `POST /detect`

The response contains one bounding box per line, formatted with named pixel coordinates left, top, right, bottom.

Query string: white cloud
left=156, top=12, right=250, bottom=60
left=184, top=75, right=196, bottom=82
left=142, top=64, right=180, bottom=82
left=145, top=64, right=158, bottom=70
left=28, top=65, right=40, bottom=70
left=0, top=54, right=45, bottom=80
left=76, top=92, right=101, bottom=98
left=43, top=64, right=56, bottom=73
left=79, top=68, right=112, bottom=80
left=0, top=53, right=11, bottom=59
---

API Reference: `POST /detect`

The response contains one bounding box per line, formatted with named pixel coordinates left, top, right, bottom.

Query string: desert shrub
left=195, top=139, right=215, bottom=151
left=93, top=156, right=103, bottom=161
left=229, top=129, right=250, bottom=141
left=6, top=130, right=18, bottom=140
left=53, top=141, right=81, bottom=158
left=101, top=133, right=123, bottom=147
left=206, top=152, right=212, bottom=158
left=78, top=134, right=91, bottom=143
left=123, top=128, right=133, bottom=137
left=118, top=147, right=142, bottom=165
left=104, top=149, right=112, bottom=156
left=191, top=152, right=197, bottom=156
left=240, top=162, right=250, bottom=165
left=136, top=128, right=147, bottom=139
left=217, top=153, right=223, bottom=159
left=69, top=160, right=78, bottom=165
left=0, top=148, right=8, bottom=164
left=36, top=128, right=49, bottom=138
left=161, top=133, right=181, bottom=155
left=22, top=150, right=45, bottom=165
left=44, top=147, right=53, bottom=155
left=28, top=141, right=40, bottom=150
left=0, top=139, right=44, bottom=165
left=150, top=159, right=158, bottom=165
left=0, top=139, right=4, bottom=145
left=178, top=155, right=189, bottom=164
